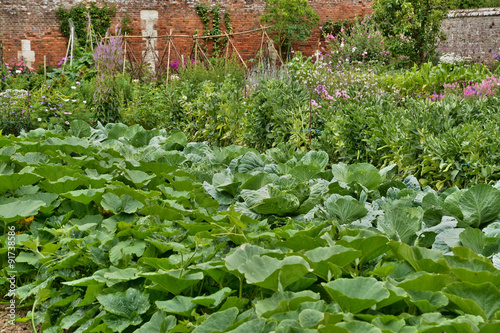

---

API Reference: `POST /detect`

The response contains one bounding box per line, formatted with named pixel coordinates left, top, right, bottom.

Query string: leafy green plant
left=381, top=61, right=492, bottom=95
left=178, top=57, right=245, bottom=88
left=260, top=0, right=320, bottom=58
left=46, top=47, right=96, bottom=84
left=371, top=0, right=448, bottom=65
left=243, top=76, right=310, bottom=150
left=120, top=11, right=134, bottom=36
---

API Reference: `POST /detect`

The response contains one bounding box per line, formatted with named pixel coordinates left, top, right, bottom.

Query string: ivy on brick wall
left=195, top=2, right=232, bottom=56
left=121, top=12, right=134, bottom=36
left=56, top=2, right=116, bottom=44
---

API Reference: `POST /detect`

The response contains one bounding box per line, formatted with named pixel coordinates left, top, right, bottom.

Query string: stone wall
left=439, top=8, right=500, bottom=64
left=0, top=0, right=373, bottom=68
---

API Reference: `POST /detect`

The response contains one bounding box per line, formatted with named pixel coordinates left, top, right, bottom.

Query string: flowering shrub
left=1, top=58, right=35, bottom=91
left=288, top=52, right=382, bottom=106
left=0, top=81, right=95, bottom=135
left=372, top=0, right=447, bottom=65
left=439, top=53, right=471, bottom=65
left=0, top=89, right=31, bottom=135
left=3, top=58, right=32, bottom=75
left=322, top=16, right=391, bottom=67
left=320, top=19, right=352, bottom=40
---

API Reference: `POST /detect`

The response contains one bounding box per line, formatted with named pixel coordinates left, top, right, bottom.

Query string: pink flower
left=311, top=100, right=321, bottom=108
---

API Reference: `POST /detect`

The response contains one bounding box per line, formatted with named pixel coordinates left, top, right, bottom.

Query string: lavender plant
left=93, top=28, right=124, bottom=123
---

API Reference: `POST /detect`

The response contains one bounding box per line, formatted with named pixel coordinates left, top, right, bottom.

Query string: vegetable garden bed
left=1, top=123, right=499, bottom=332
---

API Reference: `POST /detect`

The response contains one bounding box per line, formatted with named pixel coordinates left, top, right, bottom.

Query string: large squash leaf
left=324, top=194, right=368, bottom=224
left=322, top=277, right=390, bottom=313
left=458, top=184, right=500, bottom=228
left=239, top=255, right=312, bottom=291
left=444, top=282, right=500, bottom=319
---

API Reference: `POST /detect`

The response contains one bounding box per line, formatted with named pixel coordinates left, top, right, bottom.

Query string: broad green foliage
left=317, top=94, right=500, bottom=189
left=381, top=61, right=492, bottom=95
left=0, top=124, right=499, bottom=332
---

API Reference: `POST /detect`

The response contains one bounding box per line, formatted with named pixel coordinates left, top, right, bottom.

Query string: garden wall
left=439, top=8, right=500, bottom=64
left=0, top=0, right=372, bottom=69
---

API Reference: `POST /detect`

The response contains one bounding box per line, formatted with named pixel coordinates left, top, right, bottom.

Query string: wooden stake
left=225, top=34, right=230, bottom=68
left=70, top=25, right=74, bottom=67
left=166, top=29, right=173, bottom=87
left=197, top=42, right=213, bottom=69
left=258, top=27, right=266, bottom=69
left=123, top=37, right=127, bottom=75
left=43, top=55, right=46, bottom=83
left=264, top=30, right=285, bottom=67
left=194, top=36, right=198, bottom=66
left=225, top=33, right=247, bottom=70
left=63, top=32, right=71, bottom=71
left=309, top=90, right=312, bottom=146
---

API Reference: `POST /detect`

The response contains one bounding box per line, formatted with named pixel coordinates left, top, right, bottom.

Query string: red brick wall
left=0, top=0, right=373, bottom=68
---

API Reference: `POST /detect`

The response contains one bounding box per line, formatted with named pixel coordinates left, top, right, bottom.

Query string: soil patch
left=0, top=304, right=39, bottom=333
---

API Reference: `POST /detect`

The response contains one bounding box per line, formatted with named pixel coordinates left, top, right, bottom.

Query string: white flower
left=83, top=100, right=87, bottom=104
left=71, top=86, right=76, bottom=89
left=352, top=47, right=357, bottom=53
left=15, top=70, right=21, bottom=74
left=37, top=118, right=42, bottom=121
left=72, top=99, right=77, bottom=102
left=64, top=99, right=69, bottom=102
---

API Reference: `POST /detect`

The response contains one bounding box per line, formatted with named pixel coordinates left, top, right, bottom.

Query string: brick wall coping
left=447, top=7, right=500, bottom=18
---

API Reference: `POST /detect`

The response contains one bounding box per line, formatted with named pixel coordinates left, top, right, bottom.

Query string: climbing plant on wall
left=195, top=2, right=232, bottom=57
left=56, top=2, right=116, bottom=45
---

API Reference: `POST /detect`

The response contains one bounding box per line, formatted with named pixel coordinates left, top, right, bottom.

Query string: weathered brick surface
left=438, top=8, right=500, bottom=64
left=0, top=0, right=373, bottom=68
left=2, top=1, right=500, bottom=69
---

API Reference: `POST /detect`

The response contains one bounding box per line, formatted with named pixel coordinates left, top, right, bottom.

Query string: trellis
left=102, top=25, right=284, bottom=81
